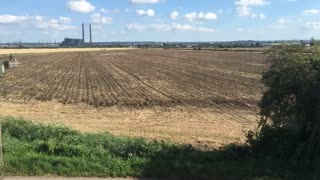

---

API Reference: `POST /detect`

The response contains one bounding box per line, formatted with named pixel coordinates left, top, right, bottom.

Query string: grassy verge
left=0, top=116, right=306, bottom=179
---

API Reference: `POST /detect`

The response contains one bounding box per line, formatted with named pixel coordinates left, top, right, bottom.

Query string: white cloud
left=130, top=0, right=160, bottom=4
left=304, top=9, right=320, bottom=15
left=0, top=14, right=76, bottom=32
left=33, top=16, right=75, bottom=31
left=127, top=24, right=146, bottom=31
left=235, top=0, right=270, bottom=6
left=305, top=22, right=320, bottom=30
left=0, top=15, right=28, bottom=24
left=35, top=17, right=75, bottom=31
left=235, top=0, right=270, bottom=16
left=100, top=8, right=107, bottom=13
left=35, top=23, right=75, bottom=31
left=100, top=8, right=122, bottom=14
left=136, top=9, right=155, bottom=17
left=35, top=16, right=45, bottom=21
left=67, top=0, right=95, bottom=13
left=184, top=12, right=217, bottom=22
left=59, top=17, right=72, bottom=24
left=170, top=11, right=179, bottom=20
left=217, top=10, right=224, bottom=14
left=236, top=6, right=251, bottom=16
left=236, top=27, right=255, bottom=32
left=50, top=19, right=59, bottom=24
left=251, top=13, right=266, bottom=19
left=278, top=18, right=288, bottom=23
left=171, top=23, right=215, bottom=32
left=90, top=13, right=112, bottom=24
left=127, top=23, right=215, bottom=32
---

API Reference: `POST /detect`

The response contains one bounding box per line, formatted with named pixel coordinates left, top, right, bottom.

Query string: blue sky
left=0, top=0, right=319, bottom=42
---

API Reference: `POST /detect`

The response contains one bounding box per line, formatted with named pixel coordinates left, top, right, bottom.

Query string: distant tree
left=163, top=43, right=168, bottom=49
left=310, top=38, right=320, bottom=46
left=300, top=40, right=305, bottom=46
left=259, top=42, right=320, bottom=166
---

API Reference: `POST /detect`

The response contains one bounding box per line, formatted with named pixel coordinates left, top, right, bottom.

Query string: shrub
left=258, top=41, right=320, bottom=167
left=0, top=117, right=300, bottom=178
left=248, top=125, right=302, bottom=160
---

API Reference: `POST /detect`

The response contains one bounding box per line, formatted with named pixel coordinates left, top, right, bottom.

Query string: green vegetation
left=1, top=42, right=320, bottom=179
left=0, top=116, right=307, bottom=179
left=247, top=41, right=320, bottom=177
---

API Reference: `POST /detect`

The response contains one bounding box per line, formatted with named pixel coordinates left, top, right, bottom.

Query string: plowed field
left=0, top=49, right=267, bottom=148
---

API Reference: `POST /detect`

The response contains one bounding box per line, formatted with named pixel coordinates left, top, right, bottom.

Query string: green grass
left=0, top=116, right=312, bottom=179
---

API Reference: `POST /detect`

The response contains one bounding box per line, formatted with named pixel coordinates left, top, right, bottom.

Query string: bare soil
left=0, top=48, right=133, bottom=55
left=0, top=49, right=267, bottom=148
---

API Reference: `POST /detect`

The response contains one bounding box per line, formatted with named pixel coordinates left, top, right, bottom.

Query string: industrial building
left=60, top=23, right=92, bottom=47
left=61, top=38, right=84, bottom=46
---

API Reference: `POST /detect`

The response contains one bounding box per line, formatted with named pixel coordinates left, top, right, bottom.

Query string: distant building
left=61, top=38, right=84, bottom=46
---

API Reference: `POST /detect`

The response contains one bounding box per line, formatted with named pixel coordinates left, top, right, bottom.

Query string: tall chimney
left=82, top=23, right=85, bottom=44
left=89, top=24, right=92, bottom=44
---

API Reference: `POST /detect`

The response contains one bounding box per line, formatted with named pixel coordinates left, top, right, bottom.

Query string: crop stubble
left=0, top=49, right=266, bottom=148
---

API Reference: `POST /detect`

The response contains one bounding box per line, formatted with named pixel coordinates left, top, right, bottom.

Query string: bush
left=0, top=117, right=302, bottom=178
left=258, top=41, right=320, bottom=167
left=35, top=139, right=89, bottom=157
left=248, top=126, right=302, bottom=160
left=2, top=117, right=79, bottom=141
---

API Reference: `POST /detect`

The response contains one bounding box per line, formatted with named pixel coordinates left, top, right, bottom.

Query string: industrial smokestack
left=89, top=24, right=92, bottom=44
left=82, top=23, right=85, bottom=44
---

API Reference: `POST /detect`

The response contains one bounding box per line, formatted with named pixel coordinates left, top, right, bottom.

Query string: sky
left=0, top=0, right=319, bottom=42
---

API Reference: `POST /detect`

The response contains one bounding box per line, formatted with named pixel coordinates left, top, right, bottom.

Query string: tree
left=259, top=42, right=320, bottom=166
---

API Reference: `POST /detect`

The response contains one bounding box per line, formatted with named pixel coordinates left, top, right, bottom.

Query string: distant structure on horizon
left=60, top=23, right=92, bottom=47
left=61, top=38, right=83, bottom=46
left=82, top=23, right=85, bottom=44
left=89, top=24, right=92, bottom=44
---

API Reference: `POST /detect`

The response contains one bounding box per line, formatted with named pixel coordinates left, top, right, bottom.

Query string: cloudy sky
left=0, top=0, right=319, bottom=42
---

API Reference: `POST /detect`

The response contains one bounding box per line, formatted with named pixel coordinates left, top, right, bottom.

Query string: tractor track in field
left=0, top=49, right=266, bottom=110
left=1, top=54, right=62, bottom=94
left=105, top=57, right=182, bottom=106
left=0, top=49, right=267, bottom=147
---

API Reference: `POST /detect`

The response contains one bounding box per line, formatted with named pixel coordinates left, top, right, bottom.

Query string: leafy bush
left=0, top=117, right=302, bottom=178
left=248, top=126, right=302, bottom=160
left=35, top=139, right=89, bottom=157
left=2, top=117, right=79, bottom=141
left=258, top=41, right=320, bottom=167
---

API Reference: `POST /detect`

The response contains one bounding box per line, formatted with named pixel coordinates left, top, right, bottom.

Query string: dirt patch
left=0, top=49, right=266, bottom=109
left=0, top=100, right=258, bottom=149
left=0, top=48, right=135, bottom=55
left=0, top=49, right=266, bottom=149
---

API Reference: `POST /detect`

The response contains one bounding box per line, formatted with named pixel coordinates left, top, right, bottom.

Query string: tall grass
left=0, top=116, right=305, bottom=179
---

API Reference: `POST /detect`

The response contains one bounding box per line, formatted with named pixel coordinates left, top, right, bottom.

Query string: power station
left=89, top=24, right=92, bottom=44
left=82, top=23, right=85, bottom=43
left=61, top=23, right=93, bottom=47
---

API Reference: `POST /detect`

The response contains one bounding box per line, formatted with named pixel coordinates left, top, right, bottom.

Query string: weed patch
left=0, top=116, right=310, bottom=179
